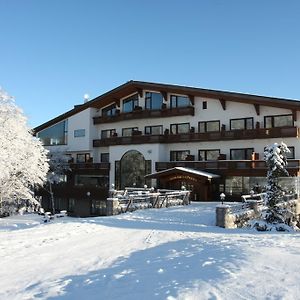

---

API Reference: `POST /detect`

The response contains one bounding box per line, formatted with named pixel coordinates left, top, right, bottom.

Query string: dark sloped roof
left=34, top=80, right=300, bottom=133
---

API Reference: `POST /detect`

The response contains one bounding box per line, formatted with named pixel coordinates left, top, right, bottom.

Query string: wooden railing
left=109, top=188, right=190, bottom=214
left=156, top=160, right=300, bottom=171
left=69, top=162, right=110, bottom=170
left=93, top=126, right=299, bottom=147
left=93, top=106, right=195, bottom=124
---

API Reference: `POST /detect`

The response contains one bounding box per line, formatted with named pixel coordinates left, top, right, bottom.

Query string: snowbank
left=1, top=203, right=300, bottom=299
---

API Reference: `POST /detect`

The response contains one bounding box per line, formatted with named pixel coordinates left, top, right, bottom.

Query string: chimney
left=83, top=94, right=90, bottom=103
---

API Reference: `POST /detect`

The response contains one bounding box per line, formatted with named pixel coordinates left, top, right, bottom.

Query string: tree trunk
left=49, top=182, right=55, bottom=215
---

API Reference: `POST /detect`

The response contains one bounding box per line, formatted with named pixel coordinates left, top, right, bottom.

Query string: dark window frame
left=170, top=122, right=190, bottom=134
left=198, top=120, right=220, bottom=133
left=202, top=101, right=207, bottom=109
left=170, top=150, right=190, bottom=161
left=101, top=129, right=116, bottom=139
left=230, top=117, right=254, bottom=130
left=144, top=125, right=163, bottom=135
left=76, top=153, right=91, bottom=163
left=230, top=148, right=254, bottom=160
left=264, top=114, right=294, bottom=128
left=170, top=94, right=191, bottom=109
left=102, top=103, right=116, bottom=117
left=122, top=94, right=139, bottom=113
left=122, top=127, right=139, bottom=136
left=287, top=146, right=295, bottom=159
left=145, top=92, right=163, bottom=110
left=198, top=149, right=220, bottom=161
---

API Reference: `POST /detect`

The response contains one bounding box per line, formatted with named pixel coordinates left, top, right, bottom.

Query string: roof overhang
left=34, top=80, right=300, bottom=134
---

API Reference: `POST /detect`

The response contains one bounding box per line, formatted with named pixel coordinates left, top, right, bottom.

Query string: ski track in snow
left=1, top=203, right=300, bottom=300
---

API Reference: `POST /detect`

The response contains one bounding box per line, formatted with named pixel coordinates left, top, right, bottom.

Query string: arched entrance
left=116, top=150, right=151, bottom=189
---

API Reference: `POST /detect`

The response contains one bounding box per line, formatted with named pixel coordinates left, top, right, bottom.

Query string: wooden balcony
left=93, top=126, right=299, bottom=147
left=69, top=162, right=110, bottom=170
left=155, top=160, right=300, bottom=176
left=93, top=106, right=195, bottom=124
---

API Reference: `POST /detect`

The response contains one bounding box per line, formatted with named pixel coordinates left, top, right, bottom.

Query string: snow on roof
left=146, top=167, right=220, bottom=179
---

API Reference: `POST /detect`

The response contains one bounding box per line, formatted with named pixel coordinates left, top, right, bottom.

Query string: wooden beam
left=219, top=99, right=226, bottom=110
left=136, top=88, right=143, bottom=98
left=114, top=98, right=120, bottom=107
left=188, top=94, right=195, bottom=105
left=160, top=90, right=168, bottom=101
left=292, top=110, right=297, bottom=121
left=254, top=104, right=260, bottom=116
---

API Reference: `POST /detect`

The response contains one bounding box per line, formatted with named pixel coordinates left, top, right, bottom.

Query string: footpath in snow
left=1, top=202, right=300, bottom=300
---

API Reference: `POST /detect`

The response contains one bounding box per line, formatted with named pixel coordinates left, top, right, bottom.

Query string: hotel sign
left=168, top=175, right=198, bottom=182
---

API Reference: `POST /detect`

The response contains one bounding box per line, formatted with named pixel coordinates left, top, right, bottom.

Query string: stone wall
left=216, top=199, right=300, bottom=229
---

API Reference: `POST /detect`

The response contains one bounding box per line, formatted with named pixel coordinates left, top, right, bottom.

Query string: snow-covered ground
left=1, top=203, right=300, bottom=300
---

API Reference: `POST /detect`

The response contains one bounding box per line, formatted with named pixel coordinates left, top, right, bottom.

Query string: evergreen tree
left=264, top=142, right=290, bottom=224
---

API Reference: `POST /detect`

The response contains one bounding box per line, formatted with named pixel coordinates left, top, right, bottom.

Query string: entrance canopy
left=145, top=167, right=220, bottom=180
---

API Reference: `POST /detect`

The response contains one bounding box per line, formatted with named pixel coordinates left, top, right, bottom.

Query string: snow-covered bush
left=0, top=88, right=49, bottom=215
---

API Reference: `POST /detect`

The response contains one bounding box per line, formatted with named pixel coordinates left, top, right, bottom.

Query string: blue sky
left=1, top=0, right=300, bottom=127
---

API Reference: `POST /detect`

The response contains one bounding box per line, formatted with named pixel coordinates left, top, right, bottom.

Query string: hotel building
left=34, top=81, right=300, bottom=216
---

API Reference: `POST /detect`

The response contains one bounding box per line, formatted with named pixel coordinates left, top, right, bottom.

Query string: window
left=264, top=114, right=294, bottom=128
left=101, top=129, right=116, bottom=139
left=91, top=200, right=106, bottom=215
left=123, top=94, right=139, bottom=113
left=170, top=123, right=190, bottom=134
left=287, top=147, right=295, bottom=159
left=145, top=125, right=163, bottom=135
left=68, top=199, right=75, bottom=212
left=122, top=127, right=138, bottom=136
left=202, top=101, right=207, bottom=109
left=102, top=104, right=116, bottom=117
left=170, top=95, right=191, bottom=108
left=230, top=117, right=253, bottom=130
left=38, top=120, right=68, bottom=146
left=101, top=153, right=109, bottom=163
left=74, top=129, right=85, bottom=138
left=170, top=150, right=190, bottom=161
left=76, top=153, right=91, bottom=163
left=75, top=175, right=109, bottom=188
left=230, top=148, right=254, bottom=160
left=199, top=149, right=220, bottom=161
left=199, top=120, right=220, bottom=133
left=145, top=92, right=163, bottom=110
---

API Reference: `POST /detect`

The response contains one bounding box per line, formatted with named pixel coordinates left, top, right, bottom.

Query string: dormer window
left=102, top=104, right=116, bottom=117
left=170, top=95, right=191, bottom=108
left=145, top=92, right=163, bottom=110
left=123, top=94, right=139, bottom=113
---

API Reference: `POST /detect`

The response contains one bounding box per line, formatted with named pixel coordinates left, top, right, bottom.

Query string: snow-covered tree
left=263, top=142, right=290, bottom=225
left=0, top=88, right=49, bottom=215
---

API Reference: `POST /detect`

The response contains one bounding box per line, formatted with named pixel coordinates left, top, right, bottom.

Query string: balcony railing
left=93, top=106, right=195, bottom=124
left=69, top=162, right=110, bottom=170
left=93, top=126, right=299, bottom=147
left=155, top=160, right=300, bottom=175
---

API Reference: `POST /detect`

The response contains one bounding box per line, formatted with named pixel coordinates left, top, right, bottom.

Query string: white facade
left=36, top=82, right=300, bottom=192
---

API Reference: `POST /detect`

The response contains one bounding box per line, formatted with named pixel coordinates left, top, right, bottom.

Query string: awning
left=145, top=167, right=220, bottom=179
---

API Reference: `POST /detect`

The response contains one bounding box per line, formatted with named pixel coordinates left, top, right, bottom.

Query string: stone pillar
left=106, top=198, right=120, bottom=216
left=216, top=205, right=236, bottom=228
